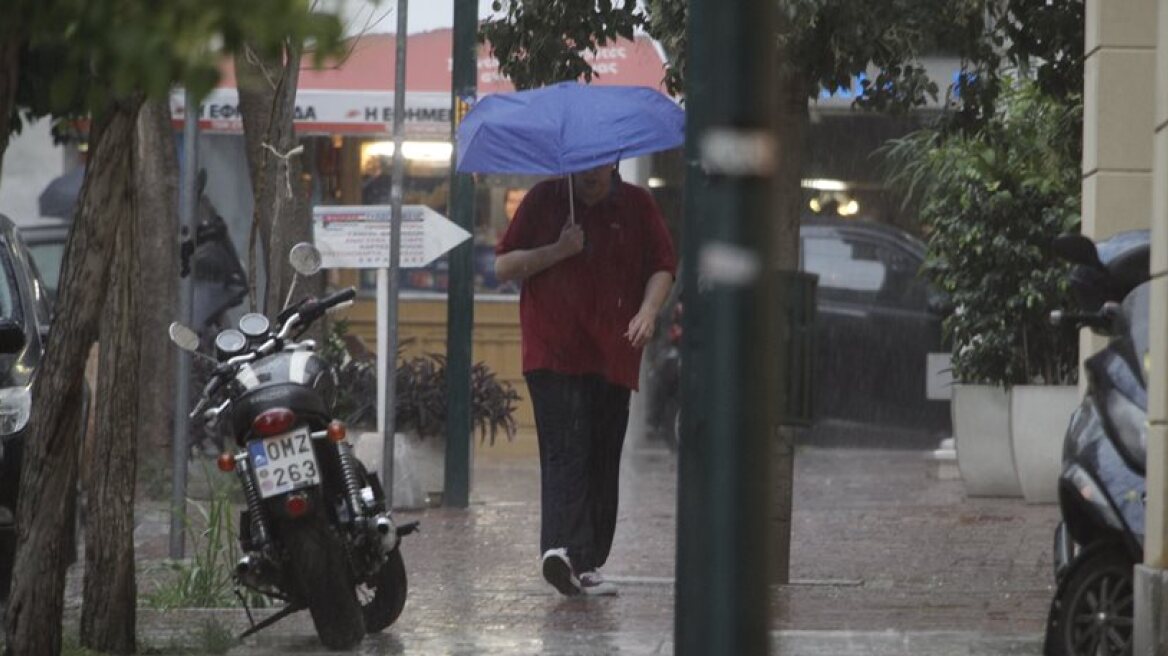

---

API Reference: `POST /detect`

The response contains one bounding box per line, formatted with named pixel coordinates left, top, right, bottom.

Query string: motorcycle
left=170, top=243, right=414, bottom=650
left=644, top=284, right=683, bottom=450
left=1043, top=230, right=1150, bottom=656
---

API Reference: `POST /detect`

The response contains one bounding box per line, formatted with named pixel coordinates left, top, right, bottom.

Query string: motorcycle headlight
left=0, top=385, right=32, bottom=436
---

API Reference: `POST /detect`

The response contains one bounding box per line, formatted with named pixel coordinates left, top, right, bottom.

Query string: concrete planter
left=1009, top=384, right=1078, bottom=504
left=952, top=384, right=1021, bottom=497
left=354, top=431, right=428, bottom=510
left=353, top=430, right=474, bottom=510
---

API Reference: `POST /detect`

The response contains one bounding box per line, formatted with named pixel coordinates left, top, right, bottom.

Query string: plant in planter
left=395, top=351, right=522, bottom=446
left=321, top=320, right=521, bottom=444
left=321, top=322, right=522, bottom=506
left=883, top=78, right=1081, bottom=499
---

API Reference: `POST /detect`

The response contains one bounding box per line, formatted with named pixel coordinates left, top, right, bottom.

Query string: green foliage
left=5, top=0, right=346, bottom=127
left=483, top=0, right=979, bottom=106
left=482, top=0, right=645, bottom=90
left=395, top=351, right=522, bottom=445
left=881, top=79, right=1081, bottom=386
left=144, top=466, right=266, bottom=610
left=321, top=322, right=522, bottom=445
left=482, top=0, right=1082, bottom=126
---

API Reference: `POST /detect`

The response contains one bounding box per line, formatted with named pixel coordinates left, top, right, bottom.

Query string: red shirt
left=496, top=177, right=677, bottom=390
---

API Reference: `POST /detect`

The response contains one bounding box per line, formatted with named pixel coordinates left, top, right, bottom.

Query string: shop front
left=173, top=29, right=673, bottom=452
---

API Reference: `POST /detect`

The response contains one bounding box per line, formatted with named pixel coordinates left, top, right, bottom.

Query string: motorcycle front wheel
left=1045, top=546, right=1134, bottom=656
left=282, top=513, right=366, bottom=650
left=360, top=547, right=408, bottom=633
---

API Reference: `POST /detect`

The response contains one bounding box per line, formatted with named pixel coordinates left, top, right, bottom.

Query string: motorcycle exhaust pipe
left=236, top=554, right=257, bottom=576
left=374, top=515, right=396, bottom=551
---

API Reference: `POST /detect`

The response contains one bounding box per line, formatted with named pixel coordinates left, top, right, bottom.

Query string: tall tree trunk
left=235, top=43, right=322, bottom=319
left=4, top=96, right=142, bottom=656
left=80, top=173, right=140, bottom=653
left=235, top=47, right=278, bottom=312
left=0, top=41, right=20, bottom=183
left=767, top=63, right=810, bottom=586
left=133, top=99, right=179, bottom=463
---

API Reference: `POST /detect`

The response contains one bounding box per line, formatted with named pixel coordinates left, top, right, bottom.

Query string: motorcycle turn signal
left=217, top=452, right=237, bottom=472
left=327, top=420, right=347, bottom=443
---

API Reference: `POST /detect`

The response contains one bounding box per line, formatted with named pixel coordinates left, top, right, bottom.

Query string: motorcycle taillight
left=252, top=408, right=296, bottom=437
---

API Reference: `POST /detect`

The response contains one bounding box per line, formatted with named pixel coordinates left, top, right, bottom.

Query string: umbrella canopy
left=456, top=82, right=684, bottom=176
left=38, top=166, right=84, bottom=220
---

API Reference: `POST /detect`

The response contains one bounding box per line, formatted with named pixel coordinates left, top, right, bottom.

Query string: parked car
left=0, top=212, right=71, bottom=598
left=800, top=217, right=950, bottom=446
left=14, top=216, right=69, bottom=300
left=644, top=217, right=951, bottom=449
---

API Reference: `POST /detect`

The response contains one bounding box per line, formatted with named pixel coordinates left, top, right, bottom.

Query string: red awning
left=172, top=29, right=670, bottom=138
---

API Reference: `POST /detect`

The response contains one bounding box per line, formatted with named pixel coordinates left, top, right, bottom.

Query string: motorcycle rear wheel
left=361, top=547, right=408, bottom=633
left=282, top=514, right=366, bottom=650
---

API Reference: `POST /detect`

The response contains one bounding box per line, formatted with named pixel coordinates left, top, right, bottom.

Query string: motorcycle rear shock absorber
left=335, top=440, right=367, bottom=525
left=235, top=457, right=272, bottom=547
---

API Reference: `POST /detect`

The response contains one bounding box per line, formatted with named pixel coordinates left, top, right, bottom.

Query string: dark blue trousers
left=525, top=370, right=630, bottom=573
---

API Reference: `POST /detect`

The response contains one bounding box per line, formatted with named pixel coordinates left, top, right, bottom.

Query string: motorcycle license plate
left=247, top=428, right=320, bottom=499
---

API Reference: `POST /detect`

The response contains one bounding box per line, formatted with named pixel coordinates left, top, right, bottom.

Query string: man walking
left=495, top=163, right=676, bottom=596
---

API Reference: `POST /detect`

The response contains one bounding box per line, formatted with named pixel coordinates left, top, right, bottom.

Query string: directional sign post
left=313, top=204, right=472, bottom=269
left=312, top=204, right=471, bottom=504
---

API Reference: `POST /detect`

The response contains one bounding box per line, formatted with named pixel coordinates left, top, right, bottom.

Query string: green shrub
left=322, top=321, right=521, bottom=444
left=144, top=466, right=266, bottom=610
left=882, top=78, right=1080, bottom=387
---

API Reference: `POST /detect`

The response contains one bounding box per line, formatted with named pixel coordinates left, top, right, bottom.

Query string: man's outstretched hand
left=625, top=310, right=656, bottom=348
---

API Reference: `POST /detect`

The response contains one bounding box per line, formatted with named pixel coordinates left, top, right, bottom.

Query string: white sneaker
left=541, top=548, right=581, bottom=596
left=579, top=570, right=618, bottom=596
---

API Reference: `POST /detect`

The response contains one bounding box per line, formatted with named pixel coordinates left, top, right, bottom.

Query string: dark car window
left=802, top=234, right=887, bottom=304
left=801, top=232, right=926, bottom=309
left=25, top=254, right=53, bottom=330
left=25, top=241, right=64, bottom=299
left=0, top=249, right=22, bottom=324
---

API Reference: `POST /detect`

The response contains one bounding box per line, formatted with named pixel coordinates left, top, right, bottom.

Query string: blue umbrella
left=456, top=82, right=684, bottom=178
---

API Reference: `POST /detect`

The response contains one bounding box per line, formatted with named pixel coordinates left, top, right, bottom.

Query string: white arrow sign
left=312, top=204, right=472, bottom=269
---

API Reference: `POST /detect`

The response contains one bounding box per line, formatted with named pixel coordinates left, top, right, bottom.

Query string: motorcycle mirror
left=168, top=322, right=201, bottom=352
left=289, top=242, right=322, bottom=277
left=1052, top=234, right=1104, bottom=269
left=1101, top=301, right=1127, bottom=334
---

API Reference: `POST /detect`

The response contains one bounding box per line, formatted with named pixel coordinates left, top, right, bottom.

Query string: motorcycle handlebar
left=188, top=287, right=355, bottom=418
left=1050, top=302, right=1123, bottom=332
left=302, top=287, right=356, bottom=317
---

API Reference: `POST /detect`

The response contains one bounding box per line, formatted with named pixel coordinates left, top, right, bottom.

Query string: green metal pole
left=444, top=0, right=477, bottom=508
left=675, top=0, right=777, bottom=653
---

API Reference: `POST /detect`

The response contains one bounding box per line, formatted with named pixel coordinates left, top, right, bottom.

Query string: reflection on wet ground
left=117, top=446, right=1057, bottom=654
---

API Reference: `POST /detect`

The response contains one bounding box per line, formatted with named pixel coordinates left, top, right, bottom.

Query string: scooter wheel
left=1045, top=547, right=1134, bottom=656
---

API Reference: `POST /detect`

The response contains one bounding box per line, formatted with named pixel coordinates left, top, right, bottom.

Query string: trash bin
left=776, top=271, right=817, bottom=427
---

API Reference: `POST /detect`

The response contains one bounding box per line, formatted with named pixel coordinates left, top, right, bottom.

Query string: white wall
left=0, top=120, right=69, bottom=221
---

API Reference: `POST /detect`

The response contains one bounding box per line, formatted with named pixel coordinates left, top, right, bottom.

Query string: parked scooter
left=1043, top=230, right=1150, bottom=656
left=170, top=243, right=414, bottom=650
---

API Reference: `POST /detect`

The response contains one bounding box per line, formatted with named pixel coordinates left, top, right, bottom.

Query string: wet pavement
left=89, top=443, right=1057, bottom=654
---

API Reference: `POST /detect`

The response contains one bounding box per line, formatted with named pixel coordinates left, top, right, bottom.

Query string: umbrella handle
left=568, top=175, right=576, bottom=226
